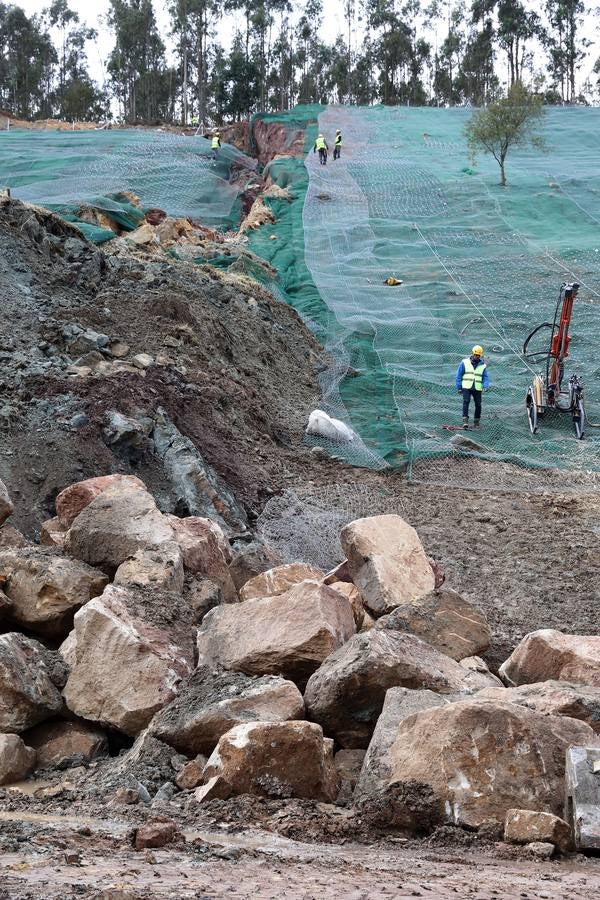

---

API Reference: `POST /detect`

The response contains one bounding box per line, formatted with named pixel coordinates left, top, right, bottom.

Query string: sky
left=14, top=1, right=600, bottom=94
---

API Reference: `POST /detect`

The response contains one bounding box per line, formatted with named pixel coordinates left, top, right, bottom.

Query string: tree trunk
left=499, top=157, right=507, bottom=186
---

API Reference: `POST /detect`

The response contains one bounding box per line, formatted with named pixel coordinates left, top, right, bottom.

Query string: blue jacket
left=455, top=357, right=491, bottom=391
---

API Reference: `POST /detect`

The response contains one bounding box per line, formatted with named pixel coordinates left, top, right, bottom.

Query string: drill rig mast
left=522, top=282, right=585, bottom=439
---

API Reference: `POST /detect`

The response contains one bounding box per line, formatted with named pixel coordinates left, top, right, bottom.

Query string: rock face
left=327, top=581, right=364, bottom=629
left=500, top=630, right=600, bottom=688
left=114, top=542, right=184, bottom=594
left=355, top=688, right=452, bottom=800
left=304, top=631, right=490, bottom=747
left=340, top=515, right=435, bottom=617
left=24, top=719, right=108, bottom=769
left=196, top=581, right=355, bottom=686
left=166, top=516, right=236, bottom=602
left=376, top=589, right=490, bottom=661
left=385, top=699, right=600, bottom=828
left=66, top=484, right=174, bottom=573
left=0, top=548, right=108, bottom=637
left=478, top=681, right=600, bottom=733
left=0, top=633, right=64, bottom=732
left=504, top=809, right=572, bottom=853
left=150, top=665, right=304, bottom=755
left=201, top=721, right=339, bottom=802
left=0, top=734, right=36, bottom=785
left=0, top=478, right=14, bottom=526
left=239, top=563, right=324, bottom=601
left=63, top=585, right=194, bottom=735
left=56, top=474, right=147, bottom=528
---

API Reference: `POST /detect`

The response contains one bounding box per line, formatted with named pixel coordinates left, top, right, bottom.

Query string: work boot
left=473, top=419, right=480, bottom=430
left=462, top=417, right=469, bottom=429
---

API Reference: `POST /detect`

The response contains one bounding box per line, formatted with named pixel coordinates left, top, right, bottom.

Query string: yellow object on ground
left=384, top=276, right=403, bottom=286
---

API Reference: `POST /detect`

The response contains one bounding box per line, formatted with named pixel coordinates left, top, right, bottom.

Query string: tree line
left=0, top=0, right=598, bottom=125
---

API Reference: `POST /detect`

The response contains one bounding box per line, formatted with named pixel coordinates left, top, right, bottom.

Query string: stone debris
left=0, top=732, right=36, bottom=784
left=200, top=720, right=340, bottom=802
left=134, top=817, right=180, bottom=850
left=0, top=632, right=64, bottom=732
left=340, top=515, right=435, bottom=617
left=375, top=588, right=491, bottom=661
left=504, top=808, right=572, bottom=854
left=304, top=630, right=490, bottom=747
left=500, top=629, right=600, bottom=687
left=150, top=665, right=304, bottom=755
left=196, top=580, right=356, bottom=685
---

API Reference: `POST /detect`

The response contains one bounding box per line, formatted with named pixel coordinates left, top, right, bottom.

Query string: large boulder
left=304, top=631, right=490, bottom=747
left=504, top=809, right=572, bottom=854
left=63, top=585, right=194, bottom=735
left=500, top=630, right=600, bottom=688
left=56, top=474, right=146, bottom=528
left=0, top=524, right=29, bottom=549
left=0, top=478, right=14, bottom=527
left=196, top=580, right=355, bottom=686
left=0, top=633, right=64, bottom=732
left=375, top=589, right=490, bottom=661
left=229, top=539, right=282, bottom=592
left=66, top=484, right=174, bottom=573
left=0, top=547, right=108, bottom=638
left=150, top=665, right=304, bottom=755
left=340, top=515, right=435, bottom=617
left=114, top=542, right=184, bottom=594
left=239, top=563, right=324, bottom=601
left=478, top=681, right=600, bottom=733
left=24, top=719, right=108, bottom=769
left=199, top=721, right=339, bottom=802
left=383, top=699, right=600, bottom=828
left=0, top=734, right=36, bottom=785
left=355, top=688, right=452, bottom=800
left=565, top=746, right=600, bottom=850
left=165, top=516, right=236, bottom=602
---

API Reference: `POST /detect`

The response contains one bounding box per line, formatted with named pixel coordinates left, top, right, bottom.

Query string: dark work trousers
left=333, top=145, right=341, bottom=159
left=318, top=148, right=327, bottom=165
left=462, top=387, right=482, bottom=420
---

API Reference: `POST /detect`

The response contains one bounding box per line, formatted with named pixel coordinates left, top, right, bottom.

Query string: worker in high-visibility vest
left=455, top=345, right=490, bottom=429
left=313, top=133, right=328, bottom=165
left=211, top=132, right=221, bottom=159
left=333, top=129, right=342, bottom=160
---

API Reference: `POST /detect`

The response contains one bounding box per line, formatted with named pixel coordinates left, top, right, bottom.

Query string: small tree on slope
left=465, top=82, right=546, bottom=186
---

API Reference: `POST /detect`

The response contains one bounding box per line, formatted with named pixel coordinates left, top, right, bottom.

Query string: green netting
left=249, top=105, right=600, bottom=487
left=0, top=128, right=257, bottom=236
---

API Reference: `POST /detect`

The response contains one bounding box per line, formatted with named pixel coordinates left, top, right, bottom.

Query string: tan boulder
left=24, top=719, right=107, bottom=769
left=478, top=681, right=600, bottom=732
left=134, top=818, right=179, bottom=850
left=165, top=516, right=236, bottom=602
left=0, top=633, right=64, bottom=732
left=340, top=515, right=435, bottom=617
left=334, top=749, right=366, bottom=789
left=385, top=699, right=600, bottom=828
left=56, top=474, right=147, bottom=528
left=327, top=581, right=364, bottom=628
left=196, top=580, right=356, bottom=686
left=66, top=484, right=174, bottom=573
left=459, top=656, right=503, bottom=687
left=175, top=755, right=208, bottom=790
left=504, top=809, right=572, bottom=853
left=40, top=517, right=68, bottom=549
left=240, top=563, right=324, bottom=601
left=375, top=589, right=490, bottom=661
left=0, top=525, right=30, bottom=549
left=0, top=734, right=36, bottom=785
left=0, top=478, right=14, bottom=526
left=63, top=585, right=194, bottom=735
left=114, top=542, right=184, bottom=594
left=0, top=547, right=108, bottom=638
left=500, top=629, right=600, bottom=688
left=304, top=630, right=490, bottom=748
left=150, top=665, right=304, bottom=755
left=200, top=721, right=339, bottom=802
left=58, top=630, right=77, bottom=668
left=185, top=577, right=222, bottom=623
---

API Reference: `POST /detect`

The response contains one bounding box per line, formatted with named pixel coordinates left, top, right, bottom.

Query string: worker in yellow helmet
left=211, top=131, right=221, bottom=159
left=333, top=128, right=342, bottom=160
left=455, top=345, right=490, bottom=429
left=313, top=133, right=328, bottom=165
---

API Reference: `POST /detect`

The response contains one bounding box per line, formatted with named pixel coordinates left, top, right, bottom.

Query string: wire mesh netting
left=0, top=128, right=257, bottom=240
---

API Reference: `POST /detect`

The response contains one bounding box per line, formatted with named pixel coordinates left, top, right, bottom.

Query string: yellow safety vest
left=462, top=358, right=486, bottom=391
left=211, top=136, right=220, bottom=149
left=315, top=136, right=327, bottom=150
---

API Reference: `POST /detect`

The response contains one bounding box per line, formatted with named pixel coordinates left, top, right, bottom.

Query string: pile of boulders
left=0, top=473, right=598, bottom=856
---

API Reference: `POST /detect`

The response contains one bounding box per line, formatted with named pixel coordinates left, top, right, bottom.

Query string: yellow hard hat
left=472, top=345, right=484, bottom=356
